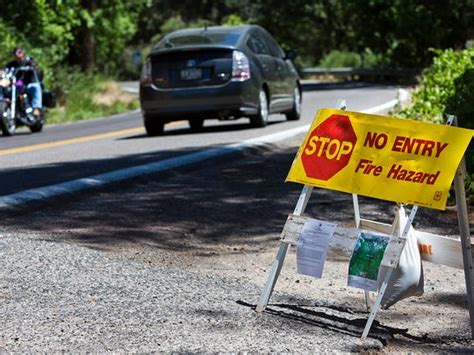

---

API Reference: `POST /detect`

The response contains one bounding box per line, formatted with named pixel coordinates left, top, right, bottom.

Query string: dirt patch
left=93, top=81, right=136, bottom=106
left=2, top=137, right=473, bottom=352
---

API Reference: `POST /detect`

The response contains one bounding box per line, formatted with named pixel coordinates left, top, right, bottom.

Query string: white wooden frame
left=255, top=109, right=473, bottom=339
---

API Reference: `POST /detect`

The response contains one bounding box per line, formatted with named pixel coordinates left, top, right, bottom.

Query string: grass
left=46, top=72, right=139, bottom=125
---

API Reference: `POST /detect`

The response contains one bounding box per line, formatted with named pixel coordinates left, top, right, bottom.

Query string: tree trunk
left=80, top=0, right=96, bottom=72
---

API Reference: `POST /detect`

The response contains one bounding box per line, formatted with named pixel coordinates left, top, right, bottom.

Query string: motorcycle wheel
left=0, top=101, right=16, bottom=136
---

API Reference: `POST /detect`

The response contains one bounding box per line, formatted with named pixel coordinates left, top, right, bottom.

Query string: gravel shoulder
left=1, top=133, right=473, bottom=352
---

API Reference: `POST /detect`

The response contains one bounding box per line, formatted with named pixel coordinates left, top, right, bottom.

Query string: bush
left=47, top=68, right=138, bottom=124
left=319, top=50, right=361, bottom=68
left=318, top=49, right=387, bottom=68
left=398, top=48, right=474, bottom=124
left=0, top=21, right=26, bottom=66
left=397, top=48, right=474, bottom=201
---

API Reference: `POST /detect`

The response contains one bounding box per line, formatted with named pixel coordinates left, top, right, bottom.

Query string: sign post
left=447, top=115, right=474, bottom=338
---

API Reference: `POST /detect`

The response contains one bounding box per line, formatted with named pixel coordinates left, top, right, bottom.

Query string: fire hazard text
left=355, top=159, right=441, bottom=185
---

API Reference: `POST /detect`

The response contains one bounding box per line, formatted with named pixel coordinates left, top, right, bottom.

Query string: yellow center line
left=0, top=126, right=145, bottom=157
left=0, top=120, right=188, bottom=157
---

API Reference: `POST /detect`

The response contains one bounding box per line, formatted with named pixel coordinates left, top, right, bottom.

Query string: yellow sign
left=286, top=109, right=473, bottom=210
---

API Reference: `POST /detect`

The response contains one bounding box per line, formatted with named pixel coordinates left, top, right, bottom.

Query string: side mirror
left=285, top=49, right=298, bottom=61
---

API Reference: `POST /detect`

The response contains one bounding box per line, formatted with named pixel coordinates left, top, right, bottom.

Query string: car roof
left=166, top=25, right=256, bottom=37
left=154, top=25, right=265, bottom=49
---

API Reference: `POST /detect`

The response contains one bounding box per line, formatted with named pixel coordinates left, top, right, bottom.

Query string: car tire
left=250, top=89, right=269, bottom=128
left=0, top=102, right=15, bottom=136
left=189, top=118, right=204, bottom=132
left=144, top=114, right=164, bottom=136
left=286, top=85, right=302, bottom=121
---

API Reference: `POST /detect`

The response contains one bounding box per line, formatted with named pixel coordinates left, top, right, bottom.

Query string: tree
left=68, top=0, right=148, bottom=73
left=0, top=0, right=80, bottom=84
left=1, top=0, right=472, bottom=76
left=134, top=0, right=252, bottom=44
left=0, top=0, right=147, bottom=74
left=337, top=0, right=473, bottom=67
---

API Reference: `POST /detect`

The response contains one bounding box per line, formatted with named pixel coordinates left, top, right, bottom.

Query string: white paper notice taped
left=296, top=219, right=336, bottom=278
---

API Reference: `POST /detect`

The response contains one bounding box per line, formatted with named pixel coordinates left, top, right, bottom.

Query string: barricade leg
left=361, top=269, right=393, bottom=339
left=352, top=193, right=371, bottom=311
left=256, top=185, right=313, bottom=312
left=361, top=205, right=418, bottom=339
left=256, top=242, right=290, bottom=312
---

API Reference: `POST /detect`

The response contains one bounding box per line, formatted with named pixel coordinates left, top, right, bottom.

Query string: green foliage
left=250, top=0, right=325, bottom=67
left=47, top=68, right=138, bottom=124
left=92, top=1, right=146, bottom=74
left=1, top=0, right=147, bottom=76
left=3, top=0, right=471, bottom=78
left=361, top=49, right=388, bottom=68
left=467, top=174, right=474, bottom=206
left=1, top=0, right=473, bottom=123
left=398, top=48, right=474, bottom=123
left=150, top=15, right=226, bottom=46
left=445, top=68, right=474, bottom=127
left=150, top=15, right=187, bottom=45
left=250, top=0, right=473, bottom=68
left=319, top=51, right=362, bottom=68
left=337, top=0, right=473, bottom=68
left=318, top=49, right=388, bottom=69
left=0, top=21, right=27, bottom=66
left=160, top=16, right=187, bottom=36
left=134, top=0, right=250, bottom=44
left=0, top=1, right=81, bottom=86
left=222, top=14, right=246, bottom=26
left=397, top=48, right=474, bottom=178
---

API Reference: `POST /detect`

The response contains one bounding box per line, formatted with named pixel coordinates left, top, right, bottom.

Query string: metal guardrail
left=300, top=67, right=422, bottom=79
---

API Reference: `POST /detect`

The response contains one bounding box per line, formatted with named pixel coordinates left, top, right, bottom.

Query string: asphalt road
left=0, top=83, right=400, bottom=196
left=2, top=83, right=472, bottom=352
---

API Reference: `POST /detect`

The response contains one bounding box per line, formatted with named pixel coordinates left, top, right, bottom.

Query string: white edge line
left=361, top=99, right=398, bottom=114
left=0, top=92, right=407, bottom=208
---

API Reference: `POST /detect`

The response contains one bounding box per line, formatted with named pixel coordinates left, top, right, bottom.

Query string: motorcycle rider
left=4, top=46, right=42, bottom=118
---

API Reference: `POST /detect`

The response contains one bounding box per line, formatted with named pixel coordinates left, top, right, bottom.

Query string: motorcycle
left=0, top=66, right=53, bottom=136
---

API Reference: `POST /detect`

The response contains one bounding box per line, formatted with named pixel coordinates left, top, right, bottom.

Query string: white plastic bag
left=377, top=207, right=424, bottom=309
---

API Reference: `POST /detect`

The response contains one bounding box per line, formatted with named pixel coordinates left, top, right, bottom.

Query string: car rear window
left=156, top=31, right=241, bottom=49
left=247, top=35, right=270, bottom=55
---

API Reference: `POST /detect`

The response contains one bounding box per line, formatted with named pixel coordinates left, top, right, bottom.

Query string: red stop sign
left=301, top=114, right=357, bottom=180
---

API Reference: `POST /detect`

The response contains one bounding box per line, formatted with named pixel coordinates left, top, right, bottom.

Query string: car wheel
left=250, top=89, right=269, bottom=128
left=0, top=102, right=15, bottom=136
left=144, top=114, right=164, bottom=136
left=189, top=118, right=204, bottom=132
left=286, top=85, right=302, bottom=121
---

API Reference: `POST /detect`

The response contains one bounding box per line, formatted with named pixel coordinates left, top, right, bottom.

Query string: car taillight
left=140, top=58, right=152, bottom=86
left=232, top=50, right=250, bottom=81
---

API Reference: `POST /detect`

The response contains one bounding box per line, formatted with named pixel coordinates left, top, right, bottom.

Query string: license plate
left=180, top=67, right=202, bottom=80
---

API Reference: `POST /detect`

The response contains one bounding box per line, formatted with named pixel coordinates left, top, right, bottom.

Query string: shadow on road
left=1, top=140, right=461, bottom=256
left=120, top=118, right=287, bottom=140
left=236, top=299, right=430, bottom=345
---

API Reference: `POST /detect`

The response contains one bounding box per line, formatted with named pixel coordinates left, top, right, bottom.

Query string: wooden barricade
left=255, top=108, right=473, bottom=339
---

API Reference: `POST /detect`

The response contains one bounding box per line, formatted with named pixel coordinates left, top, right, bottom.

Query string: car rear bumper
left=139, top=80, right=259, bottom=120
